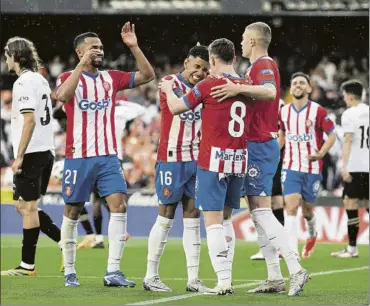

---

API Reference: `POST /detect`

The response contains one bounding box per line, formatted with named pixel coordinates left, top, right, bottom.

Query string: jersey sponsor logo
left=260, top=69, right=274, bottom=75
left=78, top=98, right=110, bottom=111
left=247, top=164, right=260, bottom=179
left=306, top=119, right=313, bottom=128
left=287, top=132, right=313, bottom=142
left=103, top=81, right=111, bottom=92
left=179, top=110, right=201, bottom=122
left=214, top=150, right=247, bottom=162
left=18, top=96, right=29, bottom=101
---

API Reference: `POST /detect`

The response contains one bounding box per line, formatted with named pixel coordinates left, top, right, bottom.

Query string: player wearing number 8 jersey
left=161, top=38, right=253, bottom=295
left=331, top=80, right=369, bottom=259
left=144, top=45, right=210, bottom=293
left=210, top=23, right=309, bottom=296
left=56, top=24, right=155, bottom=287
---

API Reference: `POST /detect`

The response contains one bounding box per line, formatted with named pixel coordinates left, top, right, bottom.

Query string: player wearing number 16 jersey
left=144, top=45, right=209, bottom=293
left=56, top=25, right=155, bottom=287
left=161, top=38, right=254, bottom=295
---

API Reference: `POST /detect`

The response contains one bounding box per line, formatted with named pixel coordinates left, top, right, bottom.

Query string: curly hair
left=5, top=36, right=42, bottom=72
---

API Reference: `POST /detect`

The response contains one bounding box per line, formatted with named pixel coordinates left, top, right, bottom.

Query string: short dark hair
left=187, top=45, right=209, bottom=62
left=73, top=32, right=99, bottom=49
left=291, top=72, right=310, bottom=84
left=5, top=37, right=42, bottom=72
left=208, top=38, right=235, bottom=64
left=341, top=79, right=363, bottom=100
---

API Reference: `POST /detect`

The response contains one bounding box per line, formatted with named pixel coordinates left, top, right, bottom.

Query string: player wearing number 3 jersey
left=161, top=38, right=253, bottom=295
left=56, top=25, right=155, bottom=287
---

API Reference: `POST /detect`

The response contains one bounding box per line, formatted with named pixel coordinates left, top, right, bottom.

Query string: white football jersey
left=11, top=71, right=54, bottom=158
left=341, top=103, right=369, bottom=172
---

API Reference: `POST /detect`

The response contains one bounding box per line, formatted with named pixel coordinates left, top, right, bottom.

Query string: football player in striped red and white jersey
left=56, top=23, right=155, bottom=287
left=144, top=45, right=210, bottom=293
left=279, top=72, right=336, bottom=260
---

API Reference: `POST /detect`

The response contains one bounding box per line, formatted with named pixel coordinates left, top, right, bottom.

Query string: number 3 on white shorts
left=64, top=169, right=78, bottom=185
left=159, top=171, right=172, bottom=186
left=228, top=101, right=246, bottom=137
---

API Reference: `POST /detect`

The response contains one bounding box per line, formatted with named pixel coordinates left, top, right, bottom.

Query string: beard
left=8, top=68, right=16, bottom=74
left=91, top=57, right=103, bottom=68
left=293, top=93, right=306, bottom=99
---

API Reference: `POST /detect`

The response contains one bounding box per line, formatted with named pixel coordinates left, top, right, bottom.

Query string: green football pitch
left=1, top=236, right=368, bottom=305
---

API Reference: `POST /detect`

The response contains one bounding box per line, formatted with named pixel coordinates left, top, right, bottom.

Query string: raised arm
left=121, top=22, right=155, bottom=86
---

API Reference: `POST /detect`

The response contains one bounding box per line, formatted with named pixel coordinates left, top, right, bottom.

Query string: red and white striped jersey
left=183, top=75, right=253, bottom=174
left=56, top=70, right=135, bottom=159
left=157, top=73, right=202, bottom=162
left=280, top=100, right=335, bottom=174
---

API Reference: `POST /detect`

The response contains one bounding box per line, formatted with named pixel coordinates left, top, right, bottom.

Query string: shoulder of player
left=252, top=56, right=276, bottom=70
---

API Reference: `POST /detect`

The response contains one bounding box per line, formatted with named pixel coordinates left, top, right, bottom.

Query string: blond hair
left=246, top=22, right=272, bottom=47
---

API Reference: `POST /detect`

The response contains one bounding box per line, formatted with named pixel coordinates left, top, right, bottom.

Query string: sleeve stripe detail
left=326, top=126, right=335, bottom=135
left=260, top=80, right=276, bottom=86
left=20, top=108, right=35, bottom=113
left=129, top=72, right=136, bottom=89
left=183, top=96, right=192, bottom=109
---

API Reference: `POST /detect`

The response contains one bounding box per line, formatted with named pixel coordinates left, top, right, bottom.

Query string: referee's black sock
left=346, top=209, right=359, bottom=247
left=21, top=227, right=40, bottom=268
left=80, top=207, right=94, bottom=235
left=273, top=208, right=285, bottom=226
left=38, top=210, right=61, bottom=244
left=367, top=208, right=369, bottom=214
left=94, top=215, right=103, bottom=235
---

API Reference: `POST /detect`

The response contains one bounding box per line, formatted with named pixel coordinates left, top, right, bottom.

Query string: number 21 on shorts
left=64, top=169, right=78, bottom=185
left=159, top=171, right=172, bottom=186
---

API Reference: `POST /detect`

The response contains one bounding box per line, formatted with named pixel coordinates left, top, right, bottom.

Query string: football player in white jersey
left=1, top=37, right=58, bottom=276
left=331, top=80, right=369, bottom=258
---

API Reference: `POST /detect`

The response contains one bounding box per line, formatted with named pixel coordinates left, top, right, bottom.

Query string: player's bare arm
left=341, top=133, right=353, bottom=182
left=210, top=78, right=276, bottom=102
left=308, top=131, right=336, bottom=162
left=160, top=78, right=190, bottom=115
left=121, top=22, right=155, bottom=86
left=12, top=112, right=36, bottom=174
left=278, top=129, right=285, bottom=149
left=56, top=49, right=102, bottom=102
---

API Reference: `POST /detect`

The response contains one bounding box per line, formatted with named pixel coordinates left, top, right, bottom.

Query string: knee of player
left=17, top=201, right=38, bottom=216
left=285, top=201, right=299, bottom=216
left=64, top=204, right=84, bottom=220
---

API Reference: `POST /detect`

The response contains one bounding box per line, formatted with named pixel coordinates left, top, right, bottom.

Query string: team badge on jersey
left=247, top=164, right=260, bottom=179
left=306, top=119, right=312, bottom=128
left=162, top=187, right=172, bottom=198
left=65, top=185, right=73, bottom=197
left=103, top=81, right=111, bottom=92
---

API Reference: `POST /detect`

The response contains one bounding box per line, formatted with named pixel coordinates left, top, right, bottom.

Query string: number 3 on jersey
left=40, top=94, right=51, bottom=126
left=159, top=171, right=172, bottom=186
left=228, top=101, right=246, bottom=137
left=64, top=169, right=78, bottom=185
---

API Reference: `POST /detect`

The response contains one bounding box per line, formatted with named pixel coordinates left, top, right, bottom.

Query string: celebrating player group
left=2, top=19, right=368, bottom=298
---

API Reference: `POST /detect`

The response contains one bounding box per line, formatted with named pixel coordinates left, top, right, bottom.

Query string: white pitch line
left=128, top=266, right=369, bottom=305
left=35, top=275, right=260, bottom=282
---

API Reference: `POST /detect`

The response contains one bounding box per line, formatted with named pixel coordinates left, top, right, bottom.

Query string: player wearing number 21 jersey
left=161, top=38, right=253, bottom=295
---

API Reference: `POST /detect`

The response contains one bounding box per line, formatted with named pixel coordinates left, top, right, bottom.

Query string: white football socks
left=285, top=215, right=299, bottom=256
left=107, top=213, right=127, bottom=273
left=252, top=209, right=302, bottom=275
left=183, top=218, right=201, bottom=282
left=206, top=224, right=231, bottom=287
left=305, top=213, right=317, bottom=238
left=61, top=216, right=78, bottom=276
left=253, top=220, right=283, bottom=281
left=145, top=216, right=173, bottom=280
left=223, top=219, right=235, bottom=277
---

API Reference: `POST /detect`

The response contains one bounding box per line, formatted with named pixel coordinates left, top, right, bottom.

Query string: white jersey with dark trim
left=11, top=71, right=54, bottom=158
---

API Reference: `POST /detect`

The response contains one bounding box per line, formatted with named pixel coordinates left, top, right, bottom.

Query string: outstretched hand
left=210, top=78, right=241, bottom=102
left=121, top=22, right=138, bottom=48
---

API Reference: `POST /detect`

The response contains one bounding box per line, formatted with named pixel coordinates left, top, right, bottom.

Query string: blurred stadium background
left=1, top=0, right=369, bottom=243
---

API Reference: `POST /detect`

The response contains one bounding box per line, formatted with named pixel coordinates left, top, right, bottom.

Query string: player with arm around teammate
left=56, top=23, right=155, bottom=287
left=143, top=45, right=210, bottom=293
left=210, top=23, right=309, bottom=296
left=161, top=38, right=254, bottom=295
left=279, top=72, right=336, bottom=259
